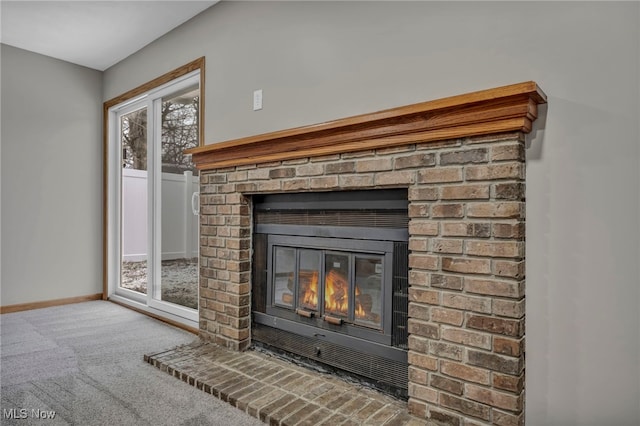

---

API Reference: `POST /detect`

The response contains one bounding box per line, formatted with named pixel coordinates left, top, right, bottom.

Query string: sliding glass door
left=154, top=85, right=200, bottom=313
left=108, top=71, right=200, bottom=325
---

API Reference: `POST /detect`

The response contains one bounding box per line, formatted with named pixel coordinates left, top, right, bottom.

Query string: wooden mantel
left=187, top=81, right=546, bottom=170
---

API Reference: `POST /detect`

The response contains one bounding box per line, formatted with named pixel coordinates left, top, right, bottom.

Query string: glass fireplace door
left=324, top=253, right=350, bottom=319
left=273, top=247, right=295, bottom=308
left=269, top=243, right=386, bottom=331
left=354, top=255, right=383, bottom=329
left=298, top=250, right=321, bottom=312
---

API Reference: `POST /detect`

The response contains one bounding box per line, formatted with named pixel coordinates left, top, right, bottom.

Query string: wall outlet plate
left=253, top=89, right=263, bottom=111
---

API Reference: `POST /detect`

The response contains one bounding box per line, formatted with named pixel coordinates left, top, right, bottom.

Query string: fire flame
left=324, top=269, right=349, bottom=314
left=323, top=270, right=368, bottom=319
left=354, top=285, right=368, bottom=319
left=300, top=269, right=371, bottom=321
left=354, top=297, right=366, bottom=318
left=300, top=270, right=318, bottom=309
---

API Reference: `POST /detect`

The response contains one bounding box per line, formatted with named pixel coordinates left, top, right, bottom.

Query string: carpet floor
left=0, top=300, right=263, bottom=426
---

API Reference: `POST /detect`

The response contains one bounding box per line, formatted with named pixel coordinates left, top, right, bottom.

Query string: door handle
left=191, top=191, right=199, bottom=216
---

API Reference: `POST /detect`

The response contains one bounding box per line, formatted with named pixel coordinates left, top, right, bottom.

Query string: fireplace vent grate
left=254, top=209, right=409, bottom=229
left=253, top=323, right=408, bottom=398
left=392, top=241, right=409, bottom=349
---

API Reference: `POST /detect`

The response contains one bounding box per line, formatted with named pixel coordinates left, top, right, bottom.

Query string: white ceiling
left=0, top=1, right=218, bottom=71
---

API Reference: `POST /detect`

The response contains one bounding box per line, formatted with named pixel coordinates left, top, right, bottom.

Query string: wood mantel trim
left=188, top=81, right=546, bottom=170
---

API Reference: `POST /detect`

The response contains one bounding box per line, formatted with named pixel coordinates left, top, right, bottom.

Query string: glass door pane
left=324, top=253, right=350, bottom=318
left=120, top=106, right=148, bottom=295
left=298, top=250, right=321, bottom=312
left=273, top=247, right=295, bottom=308
left=157, top=85, right=200, bottom=309
left=354, top=256, right=384, bottom=329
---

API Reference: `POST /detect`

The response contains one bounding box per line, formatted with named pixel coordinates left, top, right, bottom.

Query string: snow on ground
left=121, top=259, right=198, bottom=309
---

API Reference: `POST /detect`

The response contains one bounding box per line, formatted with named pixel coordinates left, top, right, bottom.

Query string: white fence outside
left=122, top=169, right=199, bottom=262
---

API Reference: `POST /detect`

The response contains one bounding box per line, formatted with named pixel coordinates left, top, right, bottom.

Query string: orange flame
left=322, top=269, right=372, bottom=319
left=354, top=285, right=367, bottom=319
left=299, top=270, right=318, bottom=310
left=324, top=270, right=349, bottom=315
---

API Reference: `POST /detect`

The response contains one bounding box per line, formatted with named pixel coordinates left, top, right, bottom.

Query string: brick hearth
left=145, top=342, right=424, bottom=425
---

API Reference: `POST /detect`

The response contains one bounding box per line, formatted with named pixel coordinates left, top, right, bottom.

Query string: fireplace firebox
left=251, top=190, right=409, bottom=396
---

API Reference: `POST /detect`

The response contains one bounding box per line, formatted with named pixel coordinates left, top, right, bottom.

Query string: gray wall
left=1, top=44, right=103, bottom=305
left=103, top=1, right=639, bottom=425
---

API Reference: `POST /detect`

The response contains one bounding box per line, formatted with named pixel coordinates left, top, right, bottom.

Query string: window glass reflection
left=355, top=256, right=383, bottom=329
left=274, top=247, right=295, bottom=307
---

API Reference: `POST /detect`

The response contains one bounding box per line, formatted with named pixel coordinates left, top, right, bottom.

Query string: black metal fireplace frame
left=251, top=189, right=410, bottom=394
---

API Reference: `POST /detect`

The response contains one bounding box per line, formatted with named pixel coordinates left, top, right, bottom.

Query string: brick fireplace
left=187, top=82, right=546, bottom=425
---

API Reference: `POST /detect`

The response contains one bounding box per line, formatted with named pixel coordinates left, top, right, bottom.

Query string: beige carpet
left=0, top=300, right=263, bottom=426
